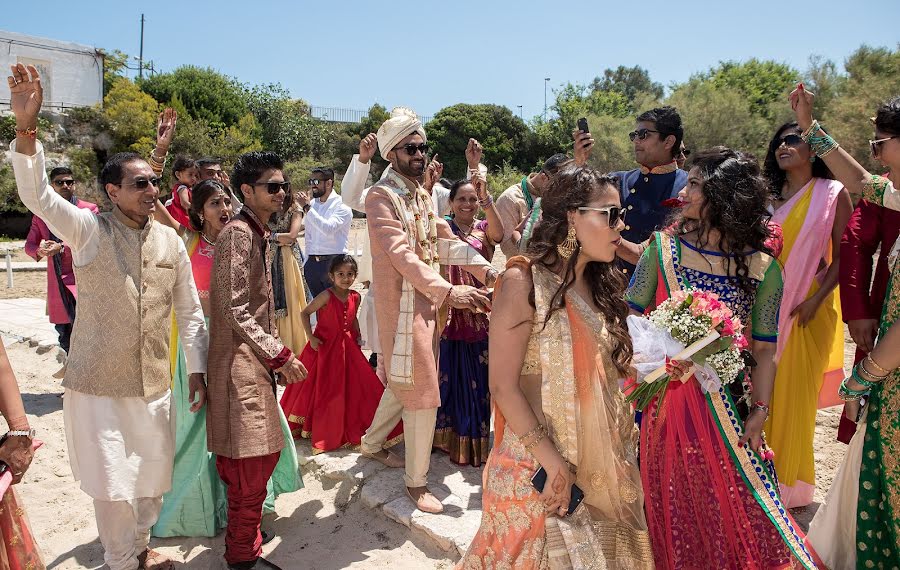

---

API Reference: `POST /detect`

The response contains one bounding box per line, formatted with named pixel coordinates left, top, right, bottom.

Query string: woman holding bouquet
left=626, top=147, right=817, bottom=569
left=762, top=123, right=851, bottom=508
left=459, top=165, right=654, bottom=568
left=793, top=87, right=900, bottom=569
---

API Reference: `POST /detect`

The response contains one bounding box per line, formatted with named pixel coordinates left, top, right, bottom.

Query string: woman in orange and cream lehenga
left=458, top=165, right=653, bottom=569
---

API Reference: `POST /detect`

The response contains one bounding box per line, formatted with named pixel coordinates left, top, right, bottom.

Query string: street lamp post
left=517, top=105, right=523, bottom=120
left=544, top=77, right=550, bottom=120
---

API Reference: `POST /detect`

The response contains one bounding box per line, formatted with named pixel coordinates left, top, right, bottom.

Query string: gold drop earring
left=557, top=226, right=579, bottom=259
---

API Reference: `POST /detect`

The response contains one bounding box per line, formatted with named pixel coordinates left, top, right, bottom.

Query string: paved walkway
left=0, top=296, right=478, bottom=559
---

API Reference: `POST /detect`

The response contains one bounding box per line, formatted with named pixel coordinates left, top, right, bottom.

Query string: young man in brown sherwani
left=207, top=151, right=306, bottom=570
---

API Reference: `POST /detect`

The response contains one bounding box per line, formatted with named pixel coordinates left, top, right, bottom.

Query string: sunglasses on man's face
left=870, top=135, right=899, bottom=157
left=777, top=134, right=805, bottom=148
left=629, top=129, right=659, bottom=142
left=577, top=206, right=626, bottom=227
left=122, top=177, right=162, bottom=190
left=53, top=179, right=76, bottom=187
left=307, top=178, right=326, bottom=187
left=398, top=143, right=429, bottom=156
left=253, top=181, right=291, bottom=194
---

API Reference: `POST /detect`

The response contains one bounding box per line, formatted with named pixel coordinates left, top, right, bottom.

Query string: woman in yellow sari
left=762, top=122, right=851, bottom=507
left=459, top=165, right=653, bottom=569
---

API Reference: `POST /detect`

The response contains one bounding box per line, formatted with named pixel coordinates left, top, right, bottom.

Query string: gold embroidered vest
left=64, top=213, right=181, bottom=398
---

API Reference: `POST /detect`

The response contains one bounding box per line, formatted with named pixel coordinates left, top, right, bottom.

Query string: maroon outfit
left=24, top=200, right=99, bottom=324
left=837, top=198, right=900, bottom=441
left=839, top=199, right=900, bottom=353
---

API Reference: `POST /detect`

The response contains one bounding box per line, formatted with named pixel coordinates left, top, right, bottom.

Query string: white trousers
left=361, top=383, right=437, bottom=488
left=94, top=497, right=163, bottom=570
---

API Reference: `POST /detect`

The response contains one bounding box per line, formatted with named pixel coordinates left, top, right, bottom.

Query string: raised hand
left=573, top=129, right=594, bottom=166
left=359, top=133, right=378, bottom=164
left=472, top=172, right=489, bottom=202
left=156, top=108, right=178, bottom=152
left=789, top=83, right=815, bottom=130
left=295, top=190, right=310, bottom=209
left=7, top=64, right=43, bottom=127
left=424, top=154, right=443, bottom=191
left=466, top=138, right=483, bottom=170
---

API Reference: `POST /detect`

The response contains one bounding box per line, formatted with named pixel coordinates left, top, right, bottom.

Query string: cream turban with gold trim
left=377, top=107, right=427, bottom=161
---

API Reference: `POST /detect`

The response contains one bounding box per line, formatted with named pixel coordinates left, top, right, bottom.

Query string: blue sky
left=3, top=0, right=898, bottom=120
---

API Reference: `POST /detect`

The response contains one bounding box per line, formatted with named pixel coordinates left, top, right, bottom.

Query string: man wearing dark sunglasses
left=207, top=150, right=306, bottom=570
left=10, top=65, right=209, bottom=570
left=24, top=167, right=99, bottom=377
left=298, top=166, right=353, bottom=297
left=610, top=106, right=688, bottom=275
left=360, top=107, right=496, bottom=516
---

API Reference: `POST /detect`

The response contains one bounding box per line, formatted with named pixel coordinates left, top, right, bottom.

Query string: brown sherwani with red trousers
left=207, top=207, right=293, bottom=565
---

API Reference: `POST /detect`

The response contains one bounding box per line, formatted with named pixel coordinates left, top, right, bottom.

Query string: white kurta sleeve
left=172, top=238, right=209, bottom=374
left=10, top=140, right=100, bottom=265
left=340, top=155, right=372, bottom=213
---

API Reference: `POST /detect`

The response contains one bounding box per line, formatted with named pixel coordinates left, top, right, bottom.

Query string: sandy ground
left=2, top=223, right=858, bottom=567
left=7, top=338, right=455, bottom=569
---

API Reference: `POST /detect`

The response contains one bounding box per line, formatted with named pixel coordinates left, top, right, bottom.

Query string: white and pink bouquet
left=626, top=290, right=749, bottom=411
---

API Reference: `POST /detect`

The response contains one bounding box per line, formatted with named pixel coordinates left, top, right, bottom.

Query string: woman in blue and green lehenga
left=150, top=179, right=302, bottom=538
left=626, top=147, right=817, bottom=569
left=795, top=86, right=900, bottom=568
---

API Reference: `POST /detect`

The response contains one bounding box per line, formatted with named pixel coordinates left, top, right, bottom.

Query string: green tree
left=591, top=65, right=664, bottom=103
left=245, top=84, right=333, bottom=160
left=103, top=78, right=159, bottom=155
left=427, top=104, right=531, bottom=178
left=822, top=45, right=900, bottom=171
left=666, top=80, right=771, bottom=159
left=698, top=59, right=800, bottom=121
left=100, top=49, right=130, bottom=96
left=582, top=114, right=635, bottom=173
left=139, top=66, right=248, bottom=128
left=333, top=103, right=392, bottom=177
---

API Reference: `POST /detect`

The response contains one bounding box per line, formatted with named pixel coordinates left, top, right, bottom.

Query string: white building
left=0, top=30, right=103, bottom=110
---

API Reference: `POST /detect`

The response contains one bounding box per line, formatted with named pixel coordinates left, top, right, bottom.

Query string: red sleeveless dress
left=280, top=290, right=401, bottom=453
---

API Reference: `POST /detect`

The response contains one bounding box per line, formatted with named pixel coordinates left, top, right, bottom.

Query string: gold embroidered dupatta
left=531, top=265, right=653, bottom=569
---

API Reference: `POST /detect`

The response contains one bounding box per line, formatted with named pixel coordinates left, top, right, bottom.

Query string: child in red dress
left=280, top=255, right=401, bottom=453
left=165, top=156, right=199, bottom=228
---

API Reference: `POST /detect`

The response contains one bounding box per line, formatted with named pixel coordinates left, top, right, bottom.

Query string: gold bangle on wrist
left=524, top=431, right=546, bottom=451
left=865, top=355, right=892, bottom=376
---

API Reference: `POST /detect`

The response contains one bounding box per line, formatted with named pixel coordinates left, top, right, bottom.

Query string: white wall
left=0, top=30, right=103, bottom=110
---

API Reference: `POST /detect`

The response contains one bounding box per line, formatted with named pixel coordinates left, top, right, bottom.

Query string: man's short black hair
left=99, top=152, right=144, bottom=187
left=543, top=153, right=571, bottom=175
left=196, top=157, right=223, bottom=169
left=311, top=167, right=335, bottom=181
left=49, top=166, right=73, bottom=180
left=231, top=151, right=284, bottom=193
left=637, top=106, right=684, bottom=159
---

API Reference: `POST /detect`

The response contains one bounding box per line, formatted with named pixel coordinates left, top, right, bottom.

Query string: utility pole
left=544, top=77, right=550, bottom=120
left=138, top=13, right=145, bottom=79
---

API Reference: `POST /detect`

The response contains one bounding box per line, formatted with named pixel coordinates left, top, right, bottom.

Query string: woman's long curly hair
left=526, top=164, right=633, bottom=376
left=762, top=121, right=833, bottom=198
left=673, top=146, right=774, bottom=295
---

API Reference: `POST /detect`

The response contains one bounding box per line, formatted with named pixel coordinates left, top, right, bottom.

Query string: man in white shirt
left=9, top=64, right=207, bottom=570
left=298, top=166, right=353, bottom=296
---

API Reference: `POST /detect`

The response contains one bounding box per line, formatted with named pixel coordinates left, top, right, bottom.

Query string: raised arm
left=341, top=133, right=377, bottom=213
left=791, top=84, right=885, bottom=202
left=472, top=171, right=505, bottom=245
left=8, top=64, right=96, bottom=253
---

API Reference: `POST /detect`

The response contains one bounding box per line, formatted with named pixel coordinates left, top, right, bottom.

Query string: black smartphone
left=577, top=117, right=589, bottom=134
left=531, top=466, right=585, bottom=515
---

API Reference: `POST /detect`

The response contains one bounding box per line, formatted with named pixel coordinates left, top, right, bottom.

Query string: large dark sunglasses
left=53, top=179, right=76, bottom=187
left=123, top=177, right=162, bottom=189
left=398, top=143, right=429, bottom=156
left=253, top=181, right=291, bottom=194
left=577, top=206, right=626, bottom=227
left=629, top=128, right=659, bottom=142
left=307, top=178, right=326, bottom=187
left=870, top=135, right=899, bottom=157
left=777, top=134, right=805, bottom=148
